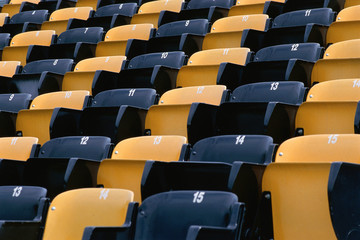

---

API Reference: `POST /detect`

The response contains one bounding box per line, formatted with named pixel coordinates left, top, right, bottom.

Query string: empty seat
left=61, top=56, right=126, bottom=95
left=95, top=23, right=155, bottom=58
left=1, top=10, right=49, bottom=36
left=0, top=186, right=48, bottom=240
left=23, top=136, right=112, bottom=198
left=275, top=134, right=360, bottom=163
left=83, top=3, right=137, bottom=31
left=40, top=7, right=94, bottom=34
left=295, top=101, right=360, bottom=135
left=130, top=0, right=184, bottom=28
left=97, top=135, right=187, bottom=202
left=117, top=51, right=186, bottom=95
left=242, top=8, right=335, bottom=52
left=280, top=0, right=345, bottom=13
left=36, top=0, right=77, bottom=14
left=0, top=13, right=9, bottom=27
left=241, top=43, right=323, bottom=87
left=2, top=30, right=56, bottom=64
left=0, top=61, right=20, bottom=77
left=159, top=85, right=228, bottom=105
left=42, top=188, right=134, bottom=240
left=344, top=0, right=360, bottom=8
left=0, top=33, right=11, bottom=52
left=0, top=93, right=32, bottom=112
left=1, top=0, right=39, bottom=18
left=5, top=58, right=74, bottom=97
left=83, top=191, right=245, bottom=240
left=176, top=47, right=251, bottom=90
left=202, top=14, right=270, bottom=50
left=231, top=81, right=306, bottom=105
left=228, top=0, right=285, bottom=17
left=260, top=162, right=360, bottom=240
left=307, top=79, right=360, bottom=101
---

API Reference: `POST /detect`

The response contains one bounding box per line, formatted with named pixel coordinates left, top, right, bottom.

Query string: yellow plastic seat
left=229, top=0, right=285, bottom=16
left=41, top=7, right=93, bottom=34
left=97, top=135, right=187, bottom=202
left=311, top=39, right=360, bottom=84
left=307, top=79, right=360, bottom=101
left=2, top=30, right=55, bottom=65
left=75, top=0, right=98, bottom=10
left=327, top=6, right=360, bottom=44
left=344, top=0, right=360, bottom=8
left=0, top=61, right=21, bottom=77
left=130, top=0, right=183, bottom=28
left=95, top=24, right=154, bottom=57
left=262, top=162, right=337, bottom=240
left=61, top=56, right=126, bottom=93
left=1, top=0, right=40, bottom=17
left=159, top=85, right=226, bottom=105
left=176, top=48, right=250, bottom=87
left=0, top=137, right=38, bottom=161
left=202, top=14, right=269, bottom=50
left=42, top=188, right=134, bottom=240
left=295, top=101, right=359, bottom=135
left=0, top=13, right=9, bottom=27
left=275, top=134, right=360, bottom=163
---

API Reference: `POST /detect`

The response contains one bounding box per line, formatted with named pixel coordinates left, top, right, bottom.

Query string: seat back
left=57, top=27, right=104, bottom=44
left=42, top=188, right=133, bottom=240
left=73, top=56, right=126, bottom=72
left=22, top=59, right=74, bottom=74
left=322, top=39, right=360, bottom=59
left=137, top=0, right=183, bottom=14
left=48, top=7, right=93, bottom=21
left=210, top=14, right=268, bottom=33
left=231, top=82, right=306, bottom=105
left=10, top=10, right=49, bottom=24
left=103, top=23, right=154, bottom=41
left=0, top=13, right=9, bottom=27
left=295, top=101, right=360, bottom=135
left=185, top=0, right=234, bottom=9
left=29, top=90, right=90, bottom=110
left=134, top=191, right=240, bottom=240
left=307, top=79, right=360, bottom=101
left=187, top=47, right=250, bottom=66
left=94, top=3, right=137, bottom=17
left=159, top=85, right=226, bottom=105
left=91, top=88, right=157, bottom=108
left=0, top=61, right=21, bottom=77
left=189, top=135, right=275, bottom=164
left=276, top=134, right=360, bottom=163
left=38, top=136, right=112, bottom=160
left=0, top=186, right=47, bottom=221
left=272, top=8, right=335, bottom=28
left=10, top=30, right=55, bottom=47
left=0, top=33, right=10, bottom=50
left=155, top=19, right=209, bottom=37
left=335, top=5, right=360, bottom=21
left=0, top=93, right=32, bottom=112
left=262, top=163, right=337, bottom=239
left=253, top=43, right=323, bottom=62
left=111, top=135, right=186, bottom=161
left=128, top=51, right=186, bottom=69
left=0, top=137, right=38, bottom=161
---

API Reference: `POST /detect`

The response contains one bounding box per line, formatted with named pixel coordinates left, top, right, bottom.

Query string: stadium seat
left=260, top=162, right=360, bottom=240
left=0, top=13, right=9, bottom=27
left=117, top=51, right=186, bottom=95
left=40, top=6, right=94, bottom=34
left=228, top=0, right=285, bottom=18
left=231, top=81, right=306, bottom=105
left=275, top=134, right=360, bottom=163
left=159, top=85, right=228, bottom=105
left=307, top=79, right=360, bottom=101
left=202, top=14, right=270, bottom=50
left=42, top=188, right=134, bottom=239
left=23, top=136, right=112, bottom=198
left=1, top=0, right=39, bottom=18
left=61, top=56, right=126, bottom=94
left=0, top=93, right=31, bottom=111
left=1, top=10, right=49, bottom=36
left=311, top=39, right=360, bottom=84
left=36, top=0, right=77, bottom=14
left=95, top=23, right=155, bottom=58
left=82, top=3, right=137, bottom=31
left=97, top=135, right=187, bottom=202
left=2, top=30, right=56, bottom=64
left=344, top=0, right=360, bottom=8
left=176, top=47, right=251, bottom=90
left=5, top=58, right=74, bottom=97
left=295, top=101, right=360, bottom=135
left=242, top=8, right=335, bottom=52
left=0, top=60, right=21, bottom=77
left=83, top=191, right=245, bottom=240
left=241, top=43, right=323, bottom=87
left=0, top=33, right=11, bottom=53
left=216, top=102, right=298, bottom=144
left=280, top=0, right=345, bottom=13
left=130, top=0, right=184, bottom=28
left=0, top=186, right=49, bottom=240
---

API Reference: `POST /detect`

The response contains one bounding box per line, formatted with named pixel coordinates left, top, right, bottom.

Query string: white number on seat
left=129, top=89, right=136, bottom=96
left=353, top=80, right=360, bottom=88
left=153, top=136, right=162, bottom=144
left=80, top=136, right=89, bottom=145
left=99, top=189, right=109, bottom=200
left=11, top=137, right=18, bottom=145
left=242, top=15, right=249, bottom=21
left=328, top=134, right=339, bottom=144
left=12, top=186, right=22, bottom=197
left=197, top=86, right=204, bottom=94
left=185, top=20, right=190, bottom=26
left=291, top=44, right=299, bottom=51
left=235, top=135, right=245, bottom=145
left=193, top=191, right=205, bottom=203
left=8, top=94, right=14, bottom=101
left=305, top=10, right=311, bottom=16
left=270, top=82, right=279, bottom=90
left=161, top=52, right=168, bottom=59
